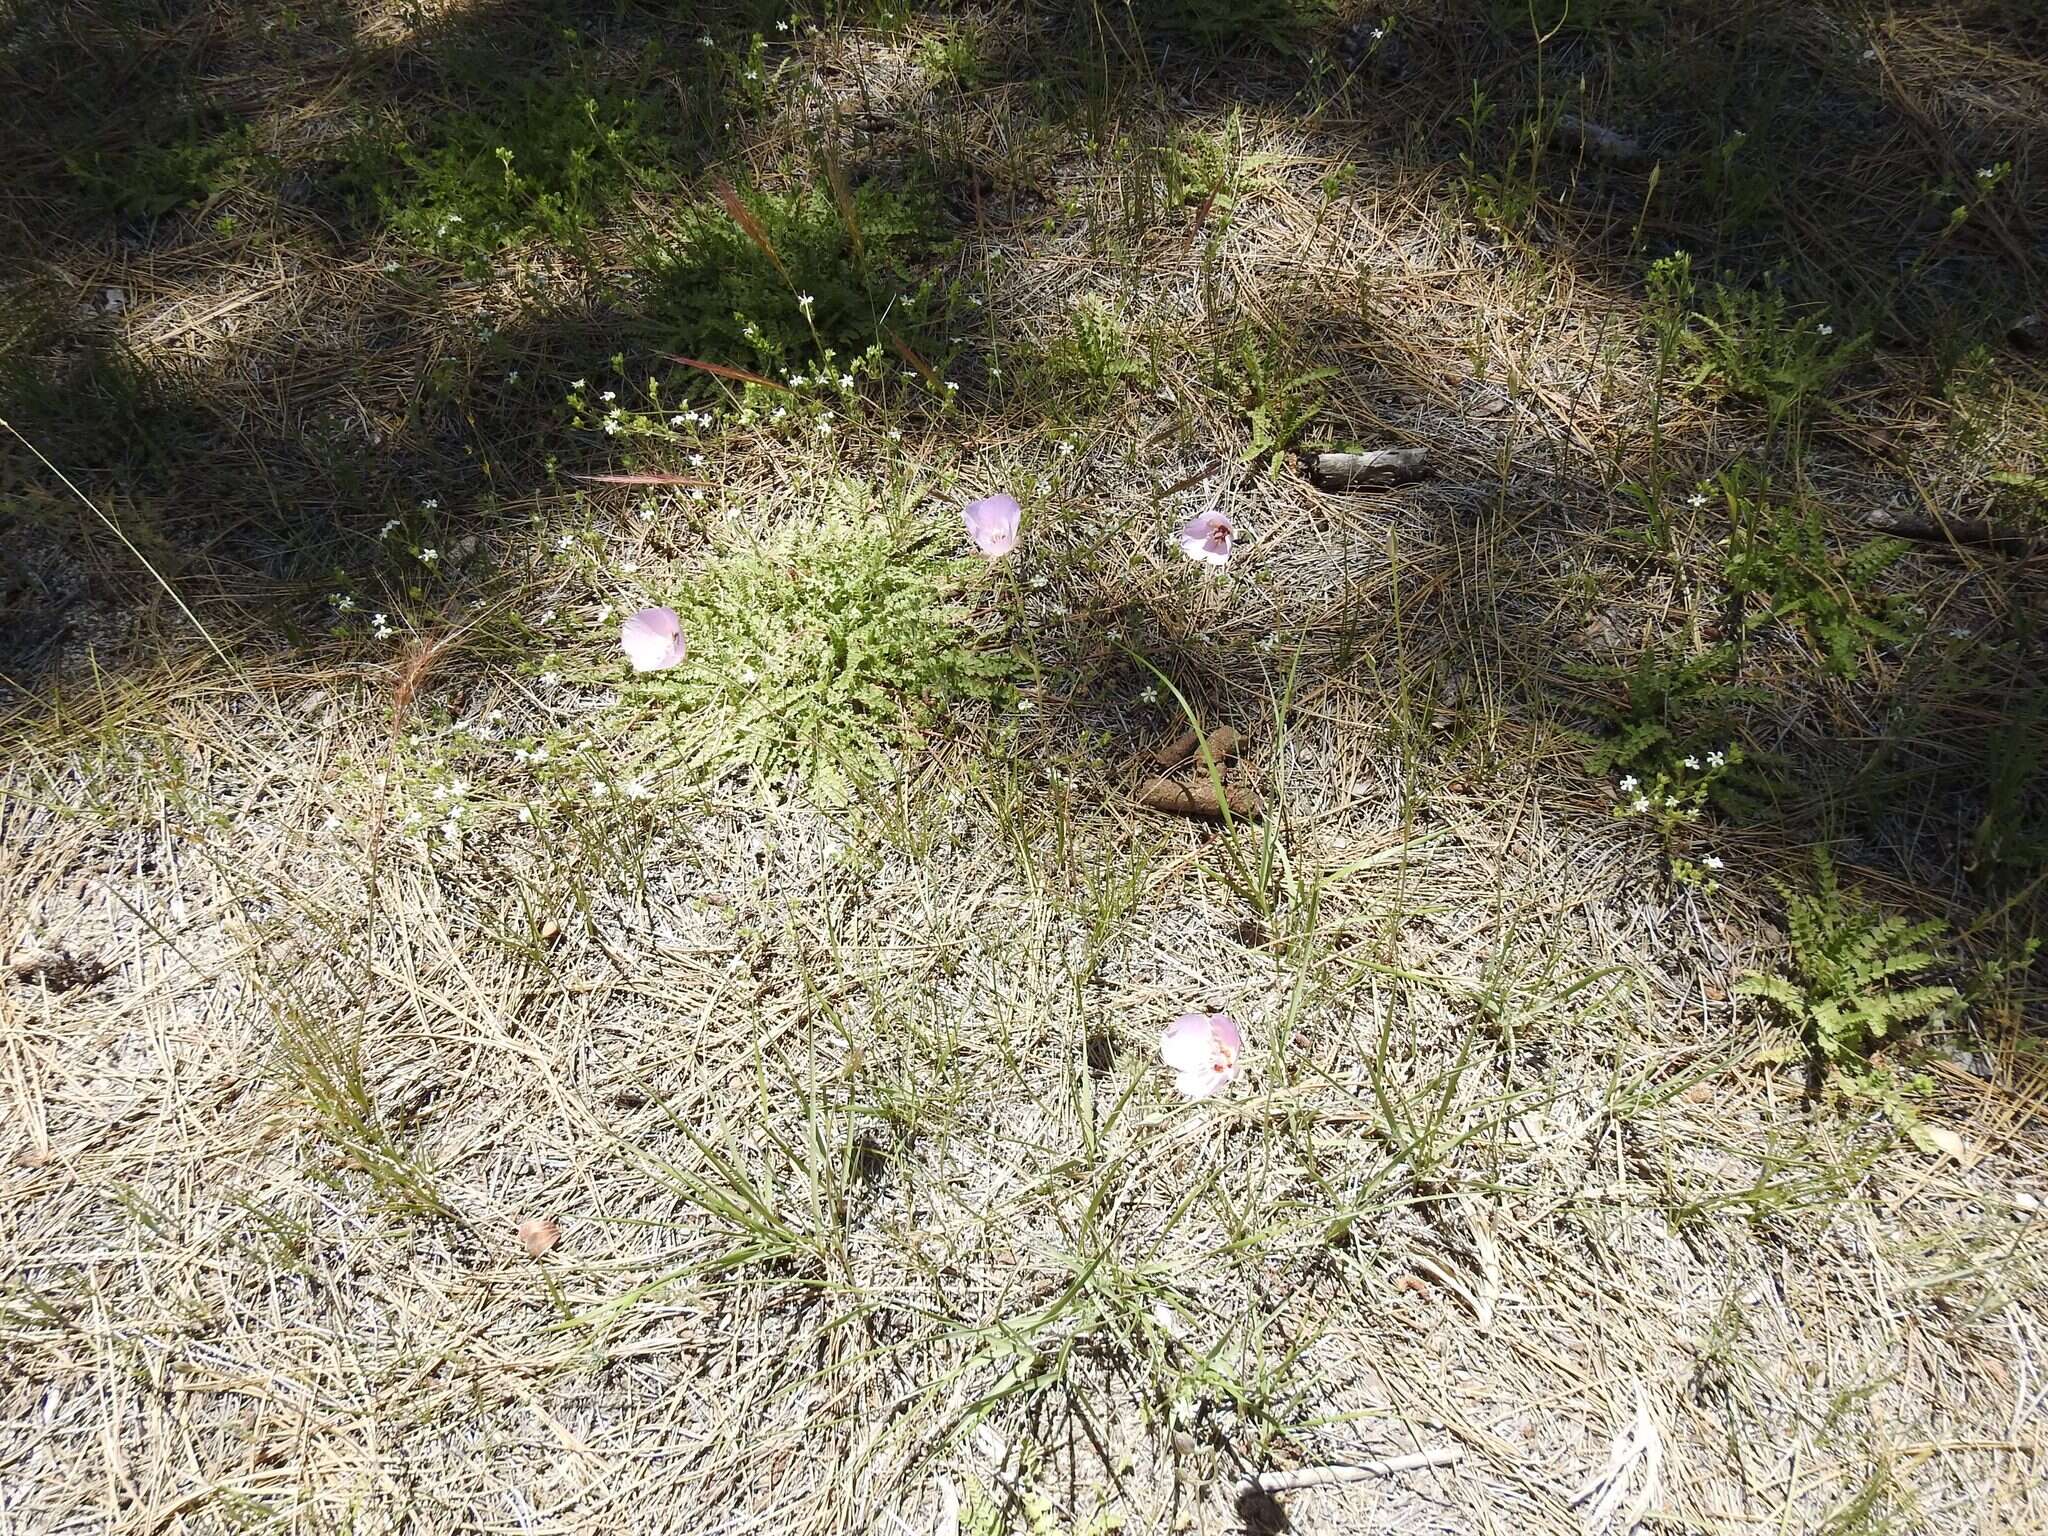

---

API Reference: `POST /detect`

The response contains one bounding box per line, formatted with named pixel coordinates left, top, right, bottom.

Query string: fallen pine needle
left=1237, top=1447, right=1463, bottom=1496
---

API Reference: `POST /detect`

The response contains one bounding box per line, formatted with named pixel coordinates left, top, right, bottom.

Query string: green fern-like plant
left=1736, top=848, right=1960, bottom=1069
left=1724, top=495, right=1913, bottom=677
left=1573, top=644, right=1767, bottom=809
left=1041, top=293, right=1151, bottom=393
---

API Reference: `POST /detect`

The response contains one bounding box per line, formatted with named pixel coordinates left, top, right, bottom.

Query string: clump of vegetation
left=66, top=113, right=263, bottom=220
left=339, top=78, right=659, bottom=263
left=1738, top=849, right=1961, bottom=1131
left=1212, top=323, right=1333, bottom=469
left=1141, top=0, right=1334, bottom=49
left=1577, top=645, right=1753, bottom=783
left=1722, top=491, right=1914, bottom=677
left=915, top=24, right=988, bottom=90
left=639, top=497, right=1014, bottom=801
left=1039, top=293, right=1150, bottom=394
left=641, top=179, right=947, bottom=376
left=1648, top=254, right=1864, bottom=431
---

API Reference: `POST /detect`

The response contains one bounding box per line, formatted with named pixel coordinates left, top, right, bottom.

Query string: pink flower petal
left=963, top=493, right=1021, bottom=558
left=1160, top=1012, right=1243, bottom=1099
left=620, top=606, right=686, bottom=672
left=1160, top=1013, right=1217, bottom=1071
left=1177, top=510, right=1236, bottom=567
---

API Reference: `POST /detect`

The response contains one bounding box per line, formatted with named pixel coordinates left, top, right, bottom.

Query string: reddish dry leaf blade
left=822, top=150, right=864, bottom=263
left=1158, top=459, right=1222, bottom=500
left=571, top=472, right=716, bottom=487
left=885, top=328, right=940, bottom=390
left=662, top=353, right=791, bottom=393
left=712, top=178, right=790, bottom=282
left=517, top=1216, right=561, bottom=1257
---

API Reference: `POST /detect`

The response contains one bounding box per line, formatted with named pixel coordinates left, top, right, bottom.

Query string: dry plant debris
left=2, top=2, right=2046, bottom=1534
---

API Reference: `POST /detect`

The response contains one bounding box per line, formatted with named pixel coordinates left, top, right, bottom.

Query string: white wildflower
left=1619, top=775, right=1639, bottom=792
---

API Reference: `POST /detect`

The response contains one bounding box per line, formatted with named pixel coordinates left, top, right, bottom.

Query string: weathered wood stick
left=1553, top=114, right=1653, bottom=169
left=1237, top=1447, right=1463, bottom=1496
left=1310, top=448, right=1429, bottom=490
left=1862, top=507, right=2044, bottom=559
left=1149, top=725, right=1241, bottom=770
left=1136, top=775, right=1263, bottom=820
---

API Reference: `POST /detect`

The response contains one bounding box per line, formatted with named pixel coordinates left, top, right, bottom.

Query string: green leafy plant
left=639, top=496, right=1014, bottom=801
left=915, top=25, right=988, bottom=89
left=1576, top=644, right=1751, bottom=779
left=339, top=78, right=658, bottom=263
left=1611, top=745, right=1746, bottom=889
left=642, top=180, right=947, bottom=377
left=1212, top=324, right=1332, bottom=469
left=67, top=114, right=262, bottom=219
left=1040, top=293, right=1151, bottom=393
left=1455, top=82, right=1542, bottom=234
left=1737, top=848, right=1960, bottom=1111
left=1723, top=492, right=1913, bottom=676
left=1661, top=273, right=1863, bottom=431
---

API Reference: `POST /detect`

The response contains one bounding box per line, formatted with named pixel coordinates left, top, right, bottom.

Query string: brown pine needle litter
left=3, top=3, right=2047, bottom=1534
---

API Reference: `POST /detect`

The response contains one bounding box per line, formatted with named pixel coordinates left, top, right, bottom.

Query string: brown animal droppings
left=1137, top=776, right=1263, bottom=820
left=1150, top=724, right=1241, bottom=770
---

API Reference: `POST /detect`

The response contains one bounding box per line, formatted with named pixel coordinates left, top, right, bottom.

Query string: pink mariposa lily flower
left=1159, top=1012, right=1244, bottom=1099
left=1177, top=509, right=1236, bottom=566
left=619, top=606, right=687, bottom=672
left=962, top=493, right=1021, bottom=558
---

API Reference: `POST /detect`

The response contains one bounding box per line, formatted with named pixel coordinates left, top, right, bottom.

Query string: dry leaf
left=1921, top=1125, right=1966, bottom=1162
left=517, top=1217, right=561, bottom=1257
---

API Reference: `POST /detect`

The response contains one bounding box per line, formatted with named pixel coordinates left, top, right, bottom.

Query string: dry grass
left=5, top=2, right=2048, bottom=1533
